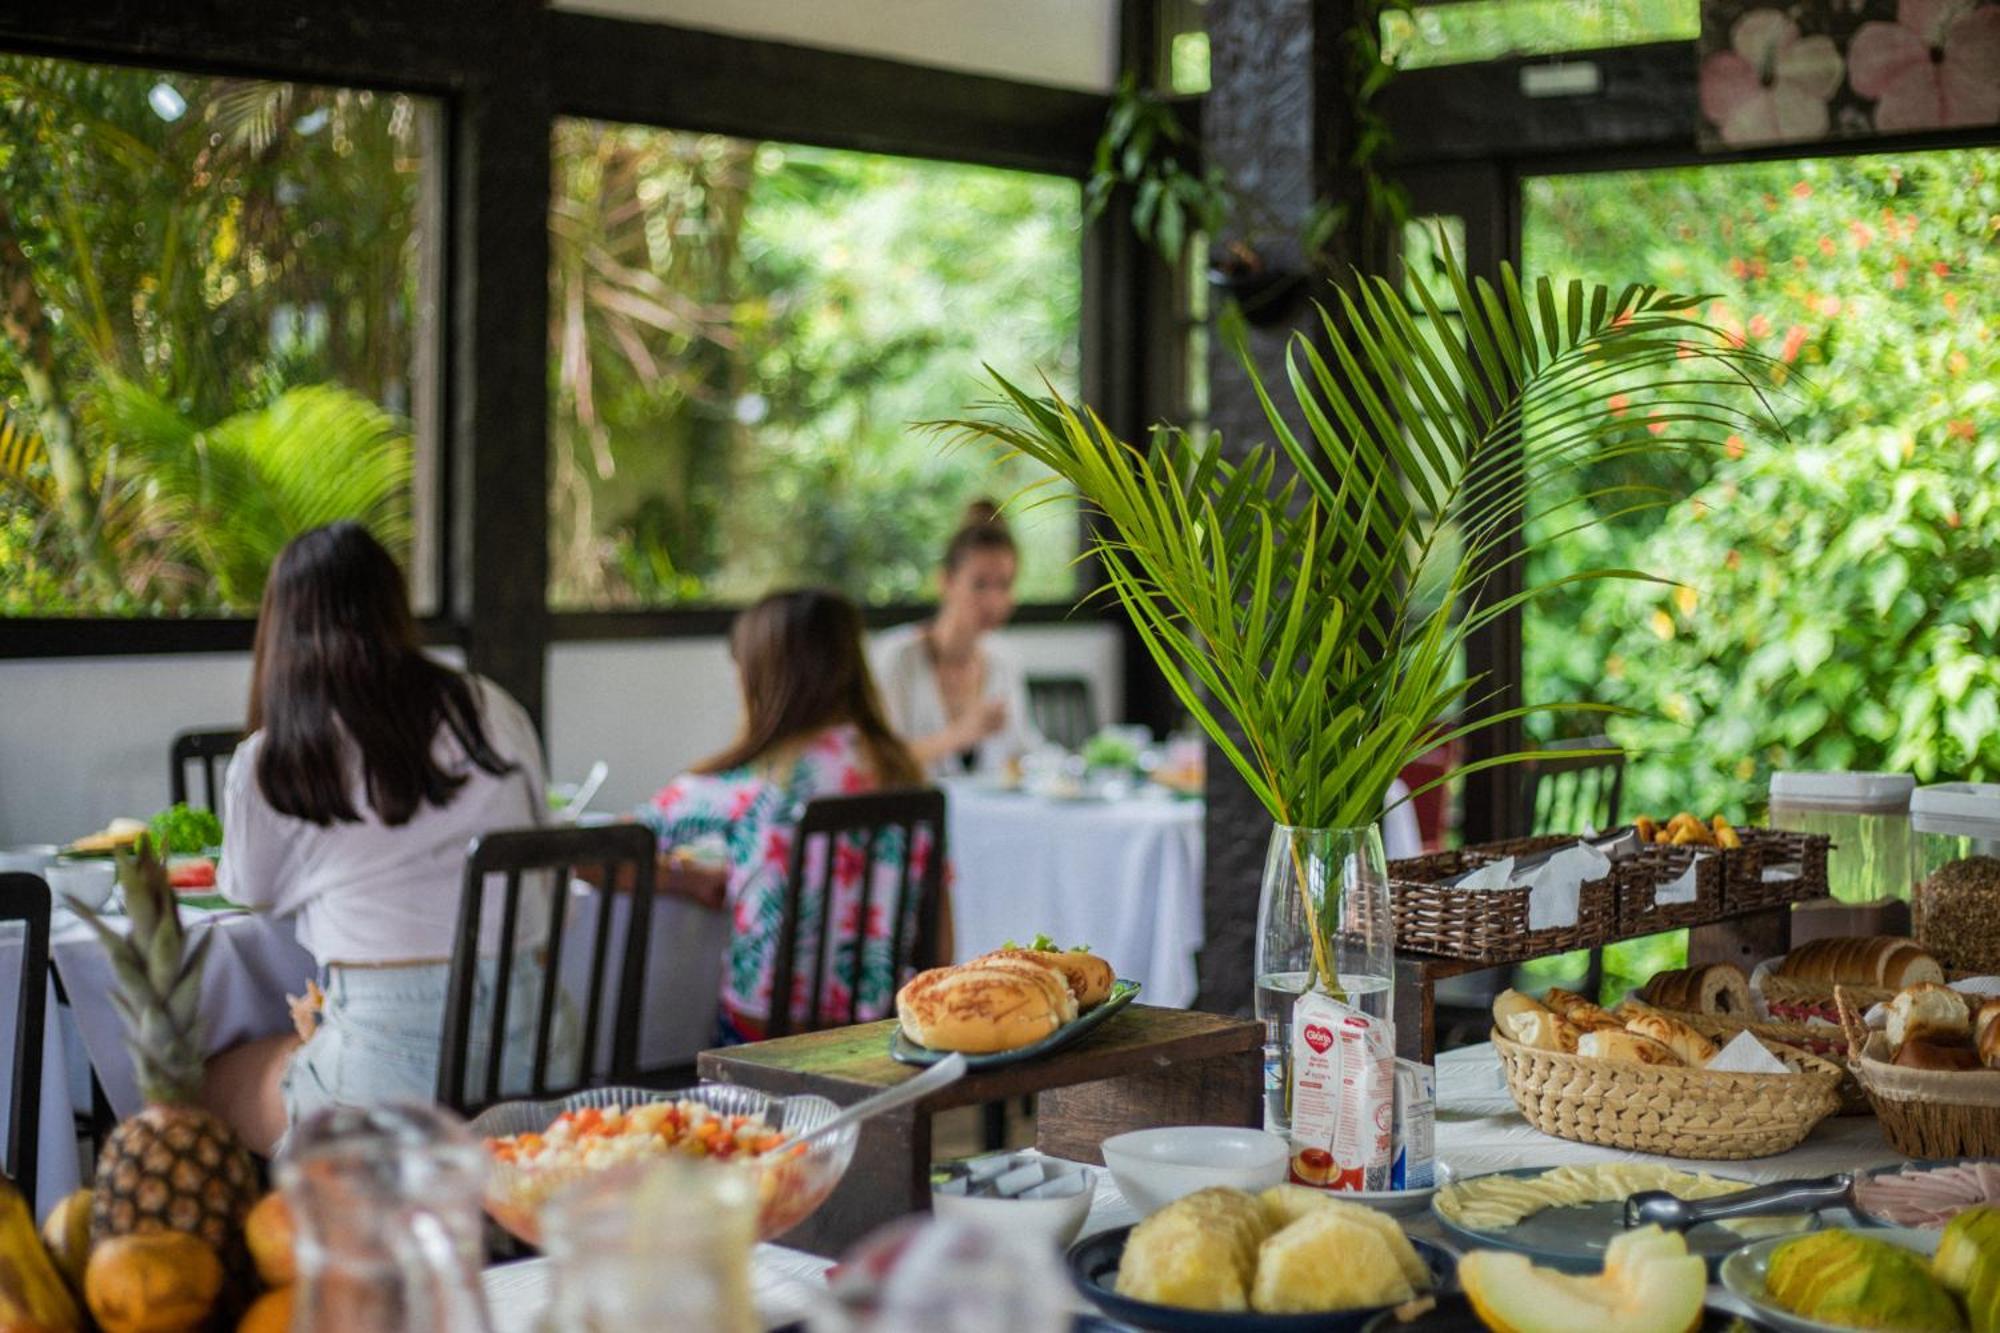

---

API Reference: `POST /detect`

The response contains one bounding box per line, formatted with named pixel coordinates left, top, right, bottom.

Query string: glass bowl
left=468, top=1083, right=856, bottom=1246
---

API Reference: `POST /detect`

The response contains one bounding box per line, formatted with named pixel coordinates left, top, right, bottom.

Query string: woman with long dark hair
left=204, top=522, right=553, bottom=1152
left=641, top=587, right=933, bottom=1043
left=872, top=500, right=1041, bottom=776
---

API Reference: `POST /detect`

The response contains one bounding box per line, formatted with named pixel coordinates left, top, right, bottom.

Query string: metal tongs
left=1625, top=1173, right=1857, bottom=1231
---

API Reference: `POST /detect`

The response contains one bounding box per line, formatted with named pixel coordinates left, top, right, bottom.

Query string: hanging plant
left=1084, top=73, right=1230, bottom=266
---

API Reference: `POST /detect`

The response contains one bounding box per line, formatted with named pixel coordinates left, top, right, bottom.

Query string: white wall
left=546, top=621, right=1124, bottom=815
left=0, top=624, right=1120, bottom=844
left=550, top=0, right=1120, bottom=92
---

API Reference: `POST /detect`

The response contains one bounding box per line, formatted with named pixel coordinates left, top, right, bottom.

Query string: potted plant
left=947, top=244, right=1776, bottom=1112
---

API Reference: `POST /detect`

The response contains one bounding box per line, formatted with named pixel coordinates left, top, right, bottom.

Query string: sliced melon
left=1460, top=1226, right=1706, bottom=1333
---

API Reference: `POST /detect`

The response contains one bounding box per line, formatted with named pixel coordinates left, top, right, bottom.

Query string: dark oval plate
left=888, top=978, right=1141, bottom=1070
left=1358, top=1293, right=1757, bottom=1332
left=1067, top=1223, right=1456, bottom=1332
left=1432, top=1166, right=1811, bottom=1274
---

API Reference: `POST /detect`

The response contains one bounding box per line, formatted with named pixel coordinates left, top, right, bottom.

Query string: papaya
left=36, top=1192, right=90, bottom=1296
left=84, top=1233, right=223, bottom=1333
left=1937, top=1207, right=2000, bottom=1332
left=242, top=1195, right=295, bottom=1289
left=1769, top=1230, right=1962, bottom=1333
left=0, top=1177, right=80, bottom=1333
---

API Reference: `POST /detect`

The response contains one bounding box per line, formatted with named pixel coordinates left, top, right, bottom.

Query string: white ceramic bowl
left=47, top=860, right=117, bottom=912
left=932, top=1154, right=1097, bottom=1250
left=1099, top=1126, right=1290, bottom=1216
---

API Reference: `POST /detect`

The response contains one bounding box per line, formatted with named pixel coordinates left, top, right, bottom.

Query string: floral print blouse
left=638, top=724, right=931, bottom=1039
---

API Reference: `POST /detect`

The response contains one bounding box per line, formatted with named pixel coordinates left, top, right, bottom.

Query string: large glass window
left=1522, top=148, right=2000, bottom=994
left=1382, top=0, right=1697, bottom=70
left=0, top=55, right=440, bottom=616
left=548, top=120, right=1084, bottom=610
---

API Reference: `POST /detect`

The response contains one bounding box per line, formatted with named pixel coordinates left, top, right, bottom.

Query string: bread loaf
left=1639, top=963, right=1752, bottom=1016
left=1778, top=937, right=1942, bottom=987
left=1886, top=983, right=1970, bottom=1052
left=1576, top=1029, right=1683, bottom=1066
left=1623, top=1012, right=1719, bottom=1067
left=896, top=964, right=1066, bottom=1053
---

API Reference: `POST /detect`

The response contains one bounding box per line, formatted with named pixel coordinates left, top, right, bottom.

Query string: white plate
left=1718, top=1230, right=1946, bottom=1333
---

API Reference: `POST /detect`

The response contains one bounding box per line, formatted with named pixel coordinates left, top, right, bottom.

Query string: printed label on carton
left=1286, top=988, right=1392, bottom=1191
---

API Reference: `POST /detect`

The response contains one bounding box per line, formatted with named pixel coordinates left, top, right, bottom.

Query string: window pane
left=1521, top=149, right=2000, bottom=829
left=1381, top=0, right=1697, bottom=70
left=0, top=55, right=441, bottom=616
left=548, top=121, right=1083, bottom=609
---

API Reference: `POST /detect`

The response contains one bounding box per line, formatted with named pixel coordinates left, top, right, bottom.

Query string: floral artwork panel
left=1699, top=0, right=2000, bottom=148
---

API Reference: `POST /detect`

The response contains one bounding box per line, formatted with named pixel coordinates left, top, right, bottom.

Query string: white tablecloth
left=942, top=780, right=1206, bottom=1005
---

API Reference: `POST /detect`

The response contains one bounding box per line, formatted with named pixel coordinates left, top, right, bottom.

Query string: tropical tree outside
left=0, top=54, right=433, bottom=615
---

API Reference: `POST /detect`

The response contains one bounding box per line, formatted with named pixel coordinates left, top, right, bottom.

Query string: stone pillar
left=1197, top=0, right=1361, bottom=1014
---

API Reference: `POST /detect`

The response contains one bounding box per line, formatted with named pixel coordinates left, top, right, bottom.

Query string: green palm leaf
left=944, top=243, right=1778, bottom=846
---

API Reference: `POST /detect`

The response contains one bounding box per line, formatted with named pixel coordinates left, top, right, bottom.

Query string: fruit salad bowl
left=470, top=1084, right=857, bottom=1247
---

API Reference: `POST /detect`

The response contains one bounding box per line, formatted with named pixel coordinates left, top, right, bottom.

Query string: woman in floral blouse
left=640, top=588, right=937, bottom=1042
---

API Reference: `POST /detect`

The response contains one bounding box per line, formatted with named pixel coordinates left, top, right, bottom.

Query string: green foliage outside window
left=548, top=122, right=1083, bottom=610
left=1520, top=148, right=2000, bottom=1001
left=1381, top=0, right=1697, bottom=69
left=0, top=55, right=431, bottom=615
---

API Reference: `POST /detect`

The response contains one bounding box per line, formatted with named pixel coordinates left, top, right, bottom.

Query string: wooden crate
left=697, top=1004, right=1262, bottom=1256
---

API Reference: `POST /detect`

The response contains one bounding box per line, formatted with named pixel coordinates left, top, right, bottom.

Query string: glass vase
left=280, top=1103, right=495, bottom=1333
left=1252, top=822, right=1394, bottom=1132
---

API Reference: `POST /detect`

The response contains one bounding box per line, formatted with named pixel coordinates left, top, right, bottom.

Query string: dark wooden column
left=1196, top=0, right=1358, bottom=1014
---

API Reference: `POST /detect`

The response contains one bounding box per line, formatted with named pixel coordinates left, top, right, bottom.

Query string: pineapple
left=80, top=838, right=259, bottom=1279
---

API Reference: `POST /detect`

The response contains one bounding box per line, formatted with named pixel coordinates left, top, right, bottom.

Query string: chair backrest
left=1026, top=675, right=1096, bottom=752
left=771, top=788, right=948, bottom=1039
left=0, top=873, right=50, bottom=1205
left=170, top=727, right=245, bottom=809
left=1519, top=736, right=1626, bottom=836
left=437, top=822, right=656, bottom=1116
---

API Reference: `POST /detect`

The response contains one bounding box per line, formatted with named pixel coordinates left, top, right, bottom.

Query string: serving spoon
left=1624, top=1174, right=1857, bottom=1231
left=790, top=1052, right=969, bottom=1150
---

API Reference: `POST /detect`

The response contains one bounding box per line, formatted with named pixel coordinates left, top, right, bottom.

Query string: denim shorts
left=280, top=956, right=575, bottom=1131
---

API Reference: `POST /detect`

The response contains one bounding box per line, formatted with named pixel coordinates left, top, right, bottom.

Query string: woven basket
left=1840, top=987, right=2000, bottom=1157
left=1760, top=971, right=1896, bottom=1020
left=1616, top=843, right=1725, bottom=936
left=1492, top=1028, right=1842, bottom=1158
left=1647, top=1006, right=1869, bottom=1115
left=1725, top=828, right=1833, bottom=913
left=1389, top=838, right=1617, bottom=965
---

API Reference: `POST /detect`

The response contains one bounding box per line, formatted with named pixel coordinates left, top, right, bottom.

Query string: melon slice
left=1460, top=1225, right=1706, bottom=1333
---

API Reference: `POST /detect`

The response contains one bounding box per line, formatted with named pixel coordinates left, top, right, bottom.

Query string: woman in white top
left=203, top=522, right=553, bottom=1154
left=872, top=501, right=1041, bottom=777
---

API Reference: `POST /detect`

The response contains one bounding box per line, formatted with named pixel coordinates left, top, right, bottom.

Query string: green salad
left=150, top=803, right=223, bottom=856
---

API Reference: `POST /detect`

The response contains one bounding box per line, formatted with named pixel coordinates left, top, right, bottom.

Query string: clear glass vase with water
left=1252, top=823, right=1395, bottom=1134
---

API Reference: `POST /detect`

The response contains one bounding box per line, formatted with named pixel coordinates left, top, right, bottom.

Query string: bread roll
left=1979, top=1006, right=2000, bottom=1070
left=895, top=965, right=1065, bottom=1053
left=1887, top=983, right=1969, bottom=1053
left=1543, top=988, right=1623, bottom=1033
left=978, top=947, right=1113, bottom=1009
left=1492, top=989, right=1550, bottom=1041
left=1623, top=1012, right=1719, bottom=1067
left=1976, top=998, right=2000, bottom=1048
left=1513, top=1010, right=1582, bottom=1053
left=1576, top=1029, right=1683, bottom=1066
left=1893, top=1038, right=1983, bottom=1072
left=967, top=953, right=1078, bottom=1023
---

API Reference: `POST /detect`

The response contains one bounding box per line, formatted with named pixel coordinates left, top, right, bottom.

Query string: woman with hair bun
left=871, top=500, right=1041, bottom=777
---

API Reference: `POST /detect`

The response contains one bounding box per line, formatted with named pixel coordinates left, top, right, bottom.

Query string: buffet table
left=480, top=1039, right=1905, bottom=1327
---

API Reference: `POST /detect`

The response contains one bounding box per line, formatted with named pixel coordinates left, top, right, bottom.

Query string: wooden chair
left=1519, top=735, right=1626, bottom=835
left=436, top=822, right=656, bottom=1116
left=768, top=789, right=948, bottom=1040
left=1026, top=675, right=1097, bottom=752
left=1, top=873, right=50, bottom=1204
left=169, top=727, right=245, bottom=809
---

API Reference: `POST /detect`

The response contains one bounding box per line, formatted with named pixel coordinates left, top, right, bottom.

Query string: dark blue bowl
left=1067, top=1224, right=1457, bottom=1332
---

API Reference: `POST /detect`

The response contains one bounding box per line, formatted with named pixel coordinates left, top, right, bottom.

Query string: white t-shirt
left=217, top=675, right=549, bottom=965
left=870, top=622, right=1041, bottom=779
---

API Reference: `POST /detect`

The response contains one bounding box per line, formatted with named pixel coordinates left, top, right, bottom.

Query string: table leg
left=1035, top=1050, right=1260, bottom=1163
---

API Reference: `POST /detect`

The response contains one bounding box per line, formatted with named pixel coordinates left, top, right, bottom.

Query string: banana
left=0, top=1176, right=82, bottom=1333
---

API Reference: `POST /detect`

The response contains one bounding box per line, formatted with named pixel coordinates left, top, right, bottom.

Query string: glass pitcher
left=279, top=1103, right=495, bottom=1333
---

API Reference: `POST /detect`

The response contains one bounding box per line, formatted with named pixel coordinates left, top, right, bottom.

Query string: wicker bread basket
left=1492, top=1028, right=1843, bottom=1158
left=1726, top=829, right=1833, bottom=912
left=1839, top=987, right=2000, bottom=1157
left=1390, top=837, right=1618, bottom=964
left=1616, top=843, right=1725, bottom=935
left=1643, top=1005, right=1870, bottom=1116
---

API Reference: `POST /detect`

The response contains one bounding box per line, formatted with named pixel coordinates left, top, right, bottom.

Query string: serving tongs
left=1625, top=1173, right=1859, bottom=1231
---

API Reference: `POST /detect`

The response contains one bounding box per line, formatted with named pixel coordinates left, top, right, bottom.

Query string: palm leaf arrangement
left=948, top=244, right=1776, bottom=974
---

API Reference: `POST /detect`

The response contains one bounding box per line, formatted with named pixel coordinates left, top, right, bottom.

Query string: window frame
left=0, top=4, right=1131, bottom=679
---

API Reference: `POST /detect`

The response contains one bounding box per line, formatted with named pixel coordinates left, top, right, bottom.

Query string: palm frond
left=942, top=242, right=1777, bottom=840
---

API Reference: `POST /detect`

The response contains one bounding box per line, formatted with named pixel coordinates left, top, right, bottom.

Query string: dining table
left=478, top=1038, right=1906, bottom=1328
left=940, top=775, right=1421, bottom=1008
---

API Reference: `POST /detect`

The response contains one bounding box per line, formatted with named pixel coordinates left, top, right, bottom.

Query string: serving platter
left=1717, top=1231, right=1943, bottom=1333
left=1066, top=1224, right=1456, bottom=1333
left=1851, top=1158, right=2000, bottom=1229
left=888, top=977, right=1141, bottom=1070
left=1358, top=1294, right=1748, bottom=1332
left=1432, top=1166, right=1812, bottom=1274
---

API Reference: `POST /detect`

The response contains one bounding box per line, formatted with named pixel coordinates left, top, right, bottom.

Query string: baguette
left=1623, top=1012, right=1719, bottom=1067
left=1542, top=988, right=1623, bottom=1032
left=1576, top=1029, right=1683, bottom=1066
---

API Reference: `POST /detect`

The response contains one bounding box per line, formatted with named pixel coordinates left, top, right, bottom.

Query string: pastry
left=895, top=964, right=1065, bottom=1054
left=976, top=947, right=1113, bottom=1009
left=1542, top=988, right=1623, bottom=1032
left=1623, top=1012, right=1719, bottom=1067
left=965, top=953, right=1078, bottom=1023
